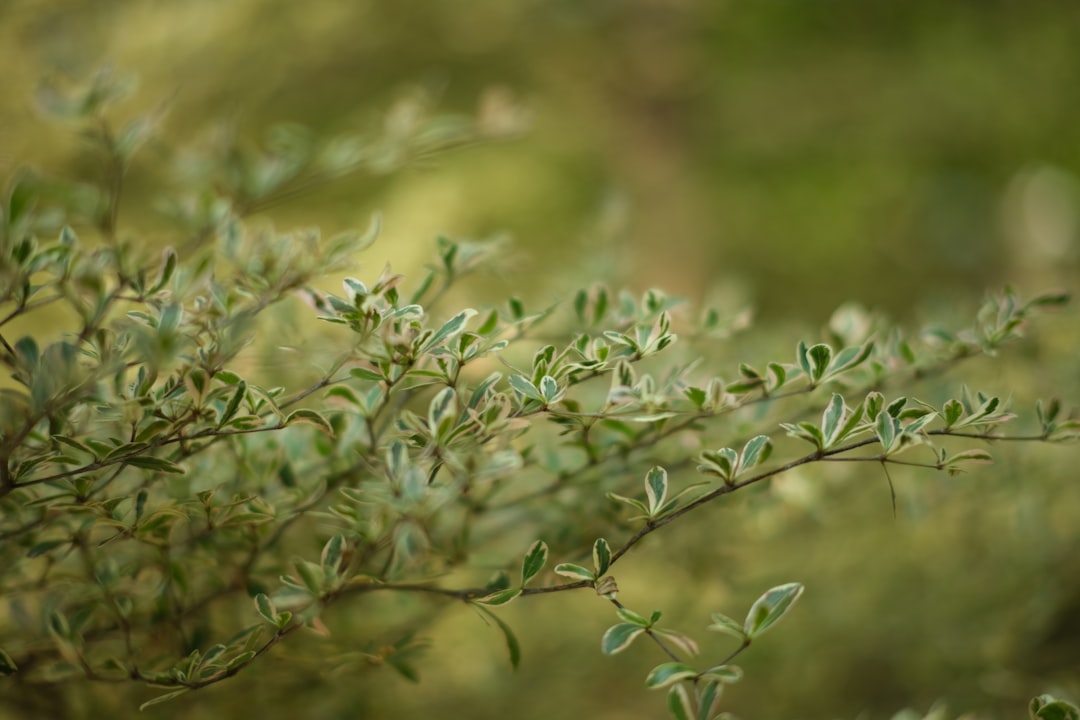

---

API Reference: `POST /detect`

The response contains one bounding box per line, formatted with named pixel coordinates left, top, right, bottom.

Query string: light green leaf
left=125, top=455, right=185, bottom=474
left=875, top=411, right=899, bottom=454
left=615, top=607, right=650, bottom=627
left=349, top=367, right=383, bottom=382
left=744, top=582, right=804, bottom=639
left=427, top=386, right=458, bottom=442
left=508, top=374, right=544, bottom=403
left=139, top=689, right=191, bottom=711
left=421, top=309, right=477, bottom=353
left=739, top=435, right=772, bottom=471
left=538, top=375, right=560, bottom=404
left=821, top=393, right=845, bottom=447
left=701, top=664, right=744, bottom=683
left=707, top=612, right=746, bottom=641
left=645, top=662, right=699, bottom=689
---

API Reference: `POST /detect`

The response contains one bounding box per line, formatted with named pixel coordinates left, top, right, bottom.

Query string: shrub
left=1, top=69, right=1077, bottom=719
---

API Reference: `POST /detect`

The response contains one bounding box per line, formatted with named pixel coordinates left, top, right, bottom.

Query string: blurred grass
left=2, top=0, right=1079, bottom=718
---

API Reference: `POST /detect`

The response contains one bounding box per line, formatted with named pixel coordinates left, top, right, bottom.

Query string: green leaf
left=27, top=539, right=68, bottom=558
left=697, top=680, right=724, bottom=720
left=553, top=563, right=594, bottom=581
left=508, top=374, right=544, bottom=403
left=477, top=588, right=522, bottom=607
left=520, top=540, right=548, bottom=586
left=744, top=582, right=804, bottom=639
left=593, top=538, right=612, bottom=577
left=139, top=689, right=191, bottom=711
left=701, top=664, right=744, bottom=683
left=218, top=380, right=247, bottom=427
left=1030, top=695, right=1080, bottom=720
left=615, top=607, right=650, bottom=627
left=254, top=594, right=277, bottom=625
left=796, top=341, right=812, bottom=379
left=473, top=605, right=521, bottom=670
left=668, top=684, right=694, bottom=720
left=739, top=435, right=772, bottom=471
left=320, top=534, right=346, bottom=575
left=821, top=393, right=845, bottom=447
left=807, top=343, right=833, bottom=384
left=707, top=612, right=747, bottom=641
left=538, top=375, right=560, bottom=404
left=645, top=662, right=699, bottom=689
left=285, top=409, right=335, bottom=436
left=601, top=623, right=646, bottom=655
left=875, top=411, right=899, bottom=454
left=421, top=309, right=477, bottom=353
left=428, top=386, right=458, bottom=442
left=0, top=648, right=17, bottom=675
left=645, top=466, right=668, bottom=515
left=293, top=559, right=324, bottom=595
left=349, top=367, right=383, bottom=382
left=125, top=455, right=185, bottom=474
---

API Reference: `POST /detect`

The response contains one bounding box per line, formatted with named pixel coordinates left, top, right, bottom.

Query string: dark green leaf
left=0, top=648, right=17, bottom=676
left=125, top=455, right=185, bottom=474
left=593, top=538, right=612, bottom=577
left=520, top=540, right=548, bottom=586
left=139, top=689, right=191, bottom=711
left=645, top=466, right=668, bottom=515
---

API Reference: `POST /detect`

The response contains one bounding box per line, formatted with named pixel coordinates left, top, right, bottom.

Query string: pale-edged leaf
left=744, top=582, right=804, bottom=639
left=645, top=662, right=698, bottom=689
left=553, top=563, right=594, bottom=581
left=707, top=612, right=746, bottom=641
left=521, top=540, right=548, bottom=586
left=601, top=623, right=645, bottom=655
left=593, top=538, right=612, bottom=577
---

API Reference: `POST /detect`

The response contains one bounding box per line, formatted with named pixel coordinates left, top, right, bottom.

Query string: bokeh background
left=2, top=0, right=1079, bottom=718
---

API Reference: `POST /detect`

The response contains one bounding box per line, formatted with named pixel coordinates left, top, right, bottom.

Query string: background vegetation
left=2, top=1, right=1078, bottom=718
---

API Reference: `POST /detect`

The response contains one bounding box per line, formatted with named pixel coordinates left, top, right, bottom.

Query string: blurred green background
left=3, top=0, right=1079, bottom=718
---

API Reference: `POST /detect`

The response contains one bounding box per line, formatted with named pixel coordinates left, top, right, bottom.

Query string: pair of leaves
left=476, top=540, right=549, bottom=607
left=609, top=467, right=703, bottom=522
left=697, top=435, right=772, bottom=484
left=707, top=582, right=804, bottom=644
left=553, top=538, right=612, bottom=583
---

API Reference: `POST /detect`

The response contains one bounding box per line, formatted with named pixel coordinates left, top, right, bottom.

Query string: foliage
left=0, top=70, right=1077, bottom=719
